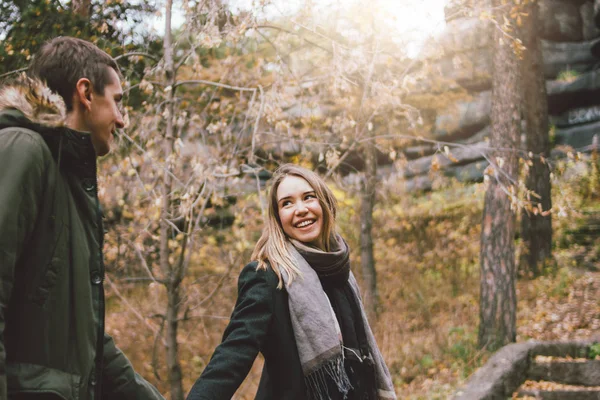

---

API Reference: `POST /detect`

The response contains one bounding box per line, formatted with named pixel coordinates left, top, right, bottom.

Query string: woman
left=186, top=164, right=396, bottom=400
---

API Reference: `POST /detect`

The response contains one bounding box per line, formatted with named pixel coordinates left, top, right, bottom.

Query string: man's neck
left=64, top=110, right=88, bottom=133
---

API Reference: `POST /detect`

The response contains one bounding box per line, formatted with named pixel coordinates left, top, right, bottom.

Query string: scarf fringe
left=305, top=355, right=353, bottom=400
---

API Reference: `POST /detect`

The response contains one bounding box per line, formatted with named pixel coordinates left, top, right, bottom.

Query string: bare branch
left=152, top=318, right=165, bottom=381
left=116, top=129, right=185, bottom=187
left=174, top=79, right=257, bottom=92
left=189, top=253, right=240, bottom=311
left=104, top=275, right=164, bottom=343
left=255, top=24, right=333, bottom=54
left=115, top=52, right=160, bottom=62
left=0, top=68, right=27, bottom=80
left=128, top=239, right=163, bottom=284
left=250, top=85, right=265, bottom=163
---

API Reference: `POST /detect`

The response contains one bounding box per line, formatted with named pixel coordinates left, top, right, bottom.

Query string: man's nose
left=115, top=112, right=125, bottom=129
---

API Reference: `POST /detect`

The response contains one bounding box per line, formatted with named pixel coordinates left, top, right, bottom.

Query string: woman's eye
left=305, top=194, right=316, bottom=200
left=282, top=200, right=292, bottom=207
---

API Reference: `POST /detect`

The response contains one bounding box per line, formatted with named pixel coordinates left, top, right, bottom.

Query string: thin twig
left=251, top=85, right=265, bottom=163
left=174, top=79, right=257, bottom=92
left=0, top=67, right=27, bottom=80
left=188, top=254, right=241, bottom=311
left=117, top=130, right=185, bottom=187
left=128, top=239, right=163, bottom=284
left=114, top=52, right=160, bottom=62
left=104, top=275, right=164, bottom=343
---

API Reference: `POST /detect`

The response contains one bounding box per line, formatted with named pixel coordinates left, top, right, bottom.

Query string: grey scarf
left=279, top=235, right=397, bottom=400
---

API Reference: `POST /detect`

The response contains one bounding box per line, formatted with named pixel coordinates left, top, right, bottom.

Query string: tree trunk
left=166, top=286, right=183, bottom=400
left=359, top=25, right=378, bottom=319
left=360, top=139, right=378, bottom=318
left=161, top=1, right=184, bottom=399
left=520, top=0, right=553, bottom=278
left=478, top=3, right=520, bottom=350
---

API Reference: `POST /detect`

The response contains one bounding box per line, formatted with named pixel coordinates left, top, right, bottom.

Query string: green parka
left=0, top=78, right=164, bottom=400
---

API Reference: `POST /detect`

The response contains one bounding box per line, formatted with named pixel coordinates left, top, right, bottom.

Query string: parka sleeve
left=101, top=333, right=165, bottom=400
left=186, top=261, right=275, bottom=400
left=0, top=129, right=50, bottom=399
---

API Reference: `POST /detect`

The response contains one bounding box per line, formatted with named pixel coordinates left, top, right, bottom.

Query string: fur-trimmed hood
left=0, top=75, right=97, bottom=169
left=0, top=74, right=67, bottom=130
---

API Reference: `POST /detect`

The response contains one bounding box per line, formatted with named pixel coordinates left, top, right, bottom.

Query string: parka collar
left=0, top=75, right=97, bottom=180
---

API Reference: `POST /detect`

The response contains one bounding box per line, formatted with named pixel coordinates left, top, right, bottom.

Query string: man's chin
left=95, top=144, right=111, bottom=157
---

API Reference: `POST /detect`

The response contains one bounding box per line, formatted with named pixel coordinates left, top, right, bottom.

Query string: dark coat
left=187, top=261, right=306, bottom=400
left=0, top=79, right=164, bottom=400
left=186, top=261, right=376, bottom=400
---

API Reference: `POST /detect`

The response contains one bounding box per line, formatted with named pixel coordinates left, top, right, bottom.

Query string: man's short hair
left=28, top=36, right=120, bottom=111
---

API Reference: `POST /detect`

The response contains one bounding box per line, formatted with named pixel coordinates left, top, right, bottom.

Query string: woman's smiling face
left=276, top=175, right=324, bottom=249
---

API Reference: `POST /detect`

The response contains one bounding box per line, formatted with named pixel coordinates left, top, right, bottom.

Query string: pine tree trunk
left=478, top=3, right=520, bottom=350
left=360, top=140, right=378, bottom=318
left=520, top=0, right=552, bottom=278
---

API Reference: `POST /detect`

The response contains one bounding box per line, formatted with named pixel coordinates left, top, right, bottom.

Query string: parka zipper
left=90, top=171, right=106, bottom=400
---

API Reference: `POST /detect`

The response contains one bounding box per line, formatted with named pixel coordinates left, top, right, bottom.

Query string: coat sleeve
left=186, top=262, right=275, bottom=400
left=101, top=333, right=165, bottom=400
left=0, top=129, right=50, bottom=399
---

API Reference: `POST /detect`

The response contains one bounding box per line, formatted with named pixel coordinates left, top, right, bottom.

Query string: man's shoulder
left=0, top=125, right=52, bottom=161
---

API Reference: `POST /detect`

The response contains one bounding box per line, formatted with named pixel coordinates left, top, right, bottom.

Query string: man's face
left=86, top=67, right=124, bottom=156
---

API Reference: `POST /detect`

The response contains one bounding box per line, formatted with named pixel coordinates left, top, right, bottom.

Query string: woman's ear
left=74, top=78, right=93, bottom=111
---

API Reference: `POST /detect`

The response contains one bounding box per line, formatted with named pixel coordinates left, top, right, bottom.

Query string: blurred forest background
left=1, top=0, right=599, bottom=399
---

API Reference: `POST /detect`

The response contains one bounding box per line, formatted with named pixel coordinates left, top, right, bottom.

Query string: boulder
left=528, top=360, right=600, bottom=386
left=434, top=90, right=491, bottom=140
left=547, top=69, right=600, bottom=115
left=284, top=102, right=325, bottom=119
left=401, top=160, right=487, bottom=193
left=459, top=125, right=490, bottom=144
left=550, top=104, right=600, bottom=127
left=446, top=160, right=487, bottom=182
left=542, top=39, right=597, bottom=79
left=555, top=120, right=600, bottom=150
left=582, top=1, right=600, bottom=40
left=402, top=141, right=488, bottom=179
left=435, top=18, right=491, bottom=55
left=454, top=341, right=597, bottom=400
left=428, top=48, right=492, bottom=92
left=403, top=174, right=433, bottom=192
left=539, top=0, right=583, bottom=42
left=444, top=0, right=474, bottom=22
left=260, top=138, right=302, bottom=157
left=402, top=144, right=437, bottom=160
left=590, top=36, right=600, bottom=57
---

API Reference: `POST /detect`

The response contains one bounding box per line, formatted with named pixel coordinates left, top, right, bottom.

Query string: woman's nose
left=295, top=202, right=309, bottom=215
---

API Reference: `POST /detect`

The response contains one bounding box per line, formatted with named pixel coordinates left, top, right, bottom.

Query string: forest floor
left=104, top=165, right=600, bottom=400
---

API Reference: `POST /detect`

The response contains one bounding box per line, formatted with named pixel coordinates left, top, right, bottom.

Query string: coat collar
left=0, top=75, right=97, bottom=180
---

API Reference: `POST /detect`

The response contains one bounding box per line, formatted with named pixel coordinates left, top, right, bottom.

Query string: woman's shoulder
left=239, top=260, right=280, bottom=289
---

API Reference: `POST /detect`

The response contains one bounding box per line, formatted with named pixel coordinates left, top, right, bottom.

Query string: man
left=0, top=37, right=164, bottom=399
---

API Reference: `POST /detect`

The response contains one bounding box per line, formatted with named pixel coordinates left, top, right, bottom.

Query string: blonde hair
left=251, top=164, right=338, bottom=288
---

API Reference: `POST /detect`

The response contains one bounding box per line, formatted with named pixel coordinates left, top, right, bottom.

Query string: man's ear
left=74, top=78, right=93, bottom=111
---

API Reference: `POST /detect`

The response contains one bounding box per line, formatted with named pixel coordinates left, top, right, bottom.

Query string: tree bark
left=161, top=1, right=184, bottom=399
left=520, top=0, right=553, bottom=278
left=478, top=1, right=520, bottom=350
left=359, top=25, right=378, bottom=319
left=360, top=139, right=378, bottom=317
